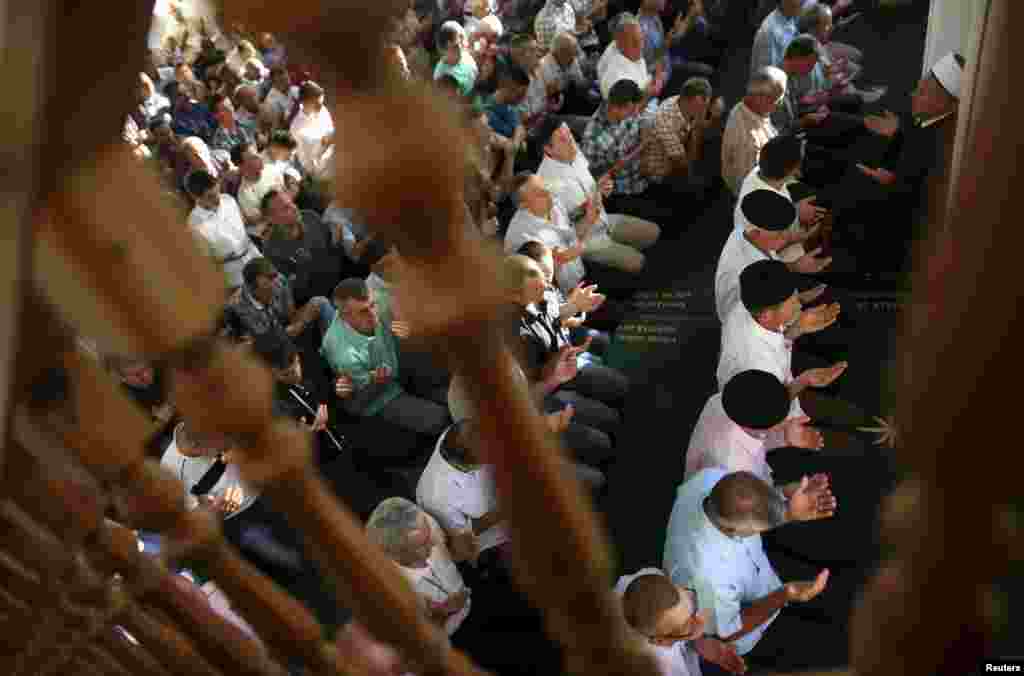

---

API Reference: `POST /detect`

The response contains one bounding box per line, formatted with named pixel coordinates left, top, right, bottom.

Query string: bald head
left=622, top=574, right=683, bottom=635
left=707, top=471, right=787, bottom=533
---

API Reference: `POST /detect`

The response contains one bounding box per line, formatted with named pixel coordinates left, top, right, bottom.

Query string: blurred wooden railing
left=0, top=0, right=1016, bottom=674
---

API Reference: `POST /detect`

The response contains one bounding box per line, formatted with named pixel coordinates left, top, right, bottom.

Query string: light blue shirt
left=663, top=468, right=783, bottom=656
left=750, top=9, right=799, bottom=75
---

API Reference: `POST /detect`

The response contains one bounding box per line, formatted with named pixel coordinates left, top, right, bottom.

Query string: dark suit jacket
left=882, top=111, right=958, bottom=231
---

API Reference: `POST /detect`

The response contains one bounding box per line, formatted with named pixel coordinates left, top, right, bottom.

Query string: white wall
left=923, top=0, right=986, bottom=72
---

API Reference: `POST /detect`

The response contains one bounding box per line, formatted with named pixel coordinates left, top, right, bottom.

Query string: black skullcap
left=608, top=79, right=643, bottom=106
left=741, top=189, right=796, bottom=232
left=722, top=369, right=791, bottom=430
left=740, top=259, right=797, bottom=315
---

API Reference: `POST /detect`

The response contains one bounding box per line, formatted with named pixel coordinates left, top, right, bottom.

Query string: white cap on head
left=931, top=52, right=963, bottom=99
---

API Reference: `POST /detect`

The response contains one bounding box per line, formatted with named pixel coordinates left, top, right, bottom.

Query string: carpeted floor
left=586, top=1, right=931, bottom=670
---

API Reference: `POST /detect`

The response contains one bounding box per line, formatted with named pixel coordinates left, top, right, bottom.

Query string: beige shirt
left=721, top=101, right=778, bottom=196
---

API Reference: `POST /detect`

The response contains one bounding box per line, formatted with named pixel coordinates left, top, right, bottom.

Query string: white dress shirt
left=663, top=468, right=783, bottom=656
left=398, top=513, right=472, bottom=636
left=685, top=393, right=785, bottom=484
left=537, top=152, right=612, bottom=245
left=597, top=42, right=650, bottom=100
left=717, top=305, right=805, bottom=419
left=416, top=427, right=511, bottom=554
left=733, top=168, right=804, bottom=263
left=236, top=163, right=287, bottom=226
left=713, top=227, right=774, bottom=323
left=614, top=568, right=703, bottom=676
left=504, top=199, right=586, bottom=292
left=187, top=194, right=262, bottom=288
left=160, top=423, right=259, bottom=518
left=290, top=106, right=335, bottom=177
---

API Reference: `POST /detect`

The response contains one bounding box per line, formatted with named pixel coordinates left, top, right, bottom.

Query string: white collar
left=745, top=309, right=786, bottom=346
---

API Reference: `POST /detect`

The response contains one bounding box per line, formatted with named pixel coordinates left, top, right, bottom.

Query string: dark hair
left=230, top=142, right=258, bottom=167
left=163, top=80, right=181, bottom=100
left=361, top=239, right=393, bottom=268
left=299, top=81, right=324, bottom=102
left=185, top=169, right=218, bottom=197
left=210, top=93, right=232, bottom=113
left=497, top=61, right=530, bottom=88
left=622, top=574, right=682, bottom=636
left=148, top=116, right=171, bottom=133
left=516, top=240, right=549, bottom=262
left=437, top=74, right=461, bottom=92
left=784, top=34, right=818, bottom=60
left=438, top=24, right=462, bottom=49
left=680, top=77, right=713, bottom=100
left=250, top=327, right=298, bottom=370
left=332, top=278, right=371, bottom=305
left=441, top=418, right=479, bottom=466
left=260, top=188, right=283, bottom=215
left=759, top=134, right=804, bottom=180
left=242, top=257, right=279, bottom=289
left=535, top=116, right=563, bottom=149
left=608, top=79, right=643, bottom=106
left=269, top=129, right=298, bottom=150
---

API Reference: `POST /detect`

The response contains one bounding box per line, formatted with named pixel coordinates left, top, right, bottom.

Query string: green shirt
left=433, top=52, right=479, bottom=97
left=320, top=312, right=403, bottom=417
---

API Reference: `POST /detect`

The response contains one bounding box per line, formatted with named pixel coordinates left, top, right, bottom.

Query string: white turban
left=931, top=52, right=963, bottom=99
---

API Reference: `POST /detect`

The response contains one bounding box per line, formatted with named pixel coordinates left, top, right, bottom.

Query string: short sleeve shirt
left=663, top=468, right=783, bottom=655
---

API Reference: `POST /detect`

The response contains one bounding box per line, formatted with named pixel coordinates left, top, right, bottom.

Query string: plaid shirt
left=224, top=274, right=296, bottom=338
left=581, top=103, right=655, bottom=196
left=644, top=96, right=692, bottom=180
left=721, top=101, right=778, bottom=195
left=534, top=0, right=576, bottom=50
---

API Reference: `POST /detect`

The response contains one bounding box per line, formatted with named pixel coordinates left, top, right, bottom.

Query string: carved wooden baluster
left=78, top=642, right=134, bottom=676
left=112, top=585, right=226, bottom=676
left=95, top=519, right=289, bottom=676
left=56, top=347, right=346, bottom=674
left=97, top=625, right=173, bottom=676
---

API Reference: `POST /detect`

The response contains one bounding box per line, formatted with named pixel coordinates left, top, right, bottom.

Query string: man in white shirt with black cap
left=714, top=189, right=831, bottom=323
left=823, top=52, right=966, bottom=272
left=717, top=259, right=846, bottom=417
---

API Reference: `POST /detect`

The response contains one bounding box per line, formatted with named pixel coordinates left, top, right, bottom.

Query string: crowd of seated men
left=96, top=0, right=958, bottom=672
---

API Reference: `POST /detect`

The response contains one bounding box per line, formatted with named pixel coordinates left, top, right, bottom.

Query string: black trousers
left=544, top=391, right=616, bottom=463
left=223, top=497, right=349, bottom=629
left=604, top=188, right=680, bottom=234
left=449, top=571, right=560, bottom=676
